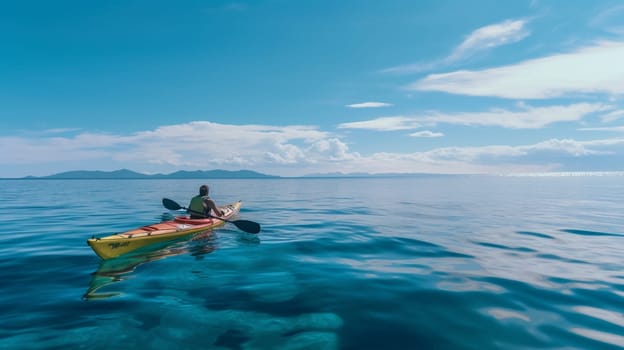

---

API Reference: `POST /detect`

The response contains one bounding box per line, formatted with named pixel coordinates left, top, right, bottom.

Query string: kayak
left=87, top=201, right=242, bottom=259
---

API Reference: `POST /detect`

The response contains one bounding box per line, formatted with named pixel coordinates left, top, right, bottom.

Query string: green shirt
left=188, top=195, right=209, bottom=216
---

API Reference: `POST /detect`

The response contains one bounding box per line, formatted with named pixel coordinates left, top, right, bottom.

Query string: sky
left=2, top=0, right=624, bottom=177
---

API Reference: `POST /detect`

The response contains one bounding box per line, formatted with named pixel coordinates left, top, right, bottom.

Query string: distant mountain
left=43, top=169, right=150, bottom=179
left=159, top=170, right=276, bottom=179
left=155, top=169, right=278, bottom=179
left=302, top=172, right=452, bottom=178
left=31, top=169, right=279, bottom=179
left=20, top=169, right=461, bottom=180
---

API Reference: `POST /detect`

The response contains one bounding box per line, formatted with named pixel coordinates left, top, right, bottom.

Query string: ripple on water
left=2, top=177, right=624, bottom=350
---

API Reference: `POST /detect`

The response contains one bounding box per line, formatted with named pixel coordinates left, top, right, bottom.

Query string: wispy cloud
left=579, top=125, right=624, bottom=132
left=381, top=61, right=439, bottom=75
left=410, top=40, right=624, bottom=99
left=409, top=130, right=444, bottom=138
left=599, top=109, right=624, bottom=123
left=447, top=19, right=530, bottom=62
left=382, top=18, right=530, bottom=74
left=313, top=137, right=624, bottom=175
left=346, top=102, right=393, bottom=108
left=421, top=103, right=609, bottom=129
left=339, top=103, right=609, bottom=130
left=41, top=128, right=82, bottom=134
left=590, top=4, right=624, bottom=35
left=379, top=137, right=623, bottom=169
left=338, top=116, right=421, bottom=131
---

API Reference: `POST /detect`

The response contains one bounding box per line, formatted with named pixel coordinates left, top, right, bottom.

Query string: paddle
left=162, top=198, right=261, bottom=234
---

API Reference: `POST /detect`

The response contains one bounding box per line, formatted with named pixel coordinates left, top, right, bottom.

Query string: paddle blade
left=232, top=220, right=261, bottom=234
left=162, top=198, right=182, bottom=211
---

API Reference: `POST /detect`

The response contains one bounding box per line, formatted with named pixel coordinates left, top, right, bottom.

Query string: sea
left=0, top=175, right=623, bottom=350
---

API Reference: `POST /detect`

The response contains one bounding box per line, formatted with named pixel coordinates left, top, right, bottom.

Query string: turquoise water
left=1, top=176, right=623, bottom=349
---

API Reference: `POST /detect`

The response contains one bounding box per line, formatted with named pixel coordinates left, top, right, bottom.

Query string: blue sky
left=2, top=0, right=624, bottom=177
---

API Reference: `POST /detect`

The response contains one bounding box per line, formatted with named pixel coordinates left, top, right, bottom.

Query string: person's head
left=199, top=185, right=209, bottom=196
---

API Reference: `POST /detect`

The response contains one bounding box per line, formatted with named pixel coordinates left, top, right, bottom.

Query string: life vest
left=188, top=195, right=209, bottom=216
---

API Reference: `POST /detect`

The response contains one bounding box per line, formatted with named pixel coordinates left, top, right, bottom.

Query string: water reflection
left=84, top=231, right=216, bottom=300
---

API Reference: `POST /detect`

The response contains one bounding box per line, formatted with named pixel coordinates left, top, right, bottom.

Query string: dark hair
left=199, top=185, right=209, bottom=196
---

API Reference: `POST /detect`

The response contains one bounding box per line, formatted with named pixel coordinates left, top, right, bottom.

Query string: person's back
left=188, top=184, right=224, bottom=219
left=188, top=194, right=207, bottom=219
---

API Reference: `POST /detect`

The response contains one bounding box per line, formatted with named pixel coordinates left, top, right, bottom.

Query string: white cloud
left=410, top=41, right=624, bottom=99
left=447, top=19, right=530, bottom=62
left=527, top=138, right=607, bottom=156
left=313, top=149, right=531, bottom=175
left=339, top=103, right=609, bottom=130
left=117, top=122, right=342, bottom=167
left=435, top=137, right=624, bottom=161
left=409, top=130, right=444, bottom=138
left=355, top=137, right=624, bottom=174
left=382, top=18, right=529, bottom=74
left=579, top=125, right=624, bottom=132
left=0, top=122, right=361, bottom=177
left=346, top=102, right=393, bottom=108
left=369, top=137, right=622, bottom=174
left=599, top=109, right=624, bottom=123
left=3, top=121, right=624, bottom=177
left=338, top=116, right=422, bottom=131
left=425, top=103, right=609, bottom=129
left=42, top=128, right=82, bottom=134
left=381, top=61, right=439, bottom=74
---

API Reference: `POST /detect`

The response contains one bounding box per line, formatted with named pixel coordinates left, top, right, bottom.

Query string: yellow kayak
left=87, top=201, right=242, bottom=259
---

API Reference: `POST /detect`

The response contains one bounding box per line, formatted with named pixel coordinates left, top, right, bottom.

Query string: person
left=188, top=184, right=225, bottom=219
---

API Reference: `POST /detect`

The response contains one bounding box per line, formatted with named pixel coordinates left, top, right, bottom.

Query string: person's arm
left=204, top=198, right=225, bottom=217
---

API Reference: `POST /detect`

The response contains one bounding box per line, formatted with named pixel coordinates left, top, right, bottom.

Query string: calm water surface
left=0, top=176, right=623, bottom=349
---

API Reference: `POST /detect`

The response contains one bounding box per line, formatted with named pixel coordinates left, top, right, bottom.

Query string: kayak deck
left=87, top=201, right=241, bottom=259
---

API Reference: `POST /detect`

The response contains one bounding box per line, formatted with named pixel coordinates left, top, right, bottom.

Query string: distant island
left=11, top=169, right=482, bottom=180
left=22, top=169, right=279, bottom=179
left=301, top=172, right=461, bottom=178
